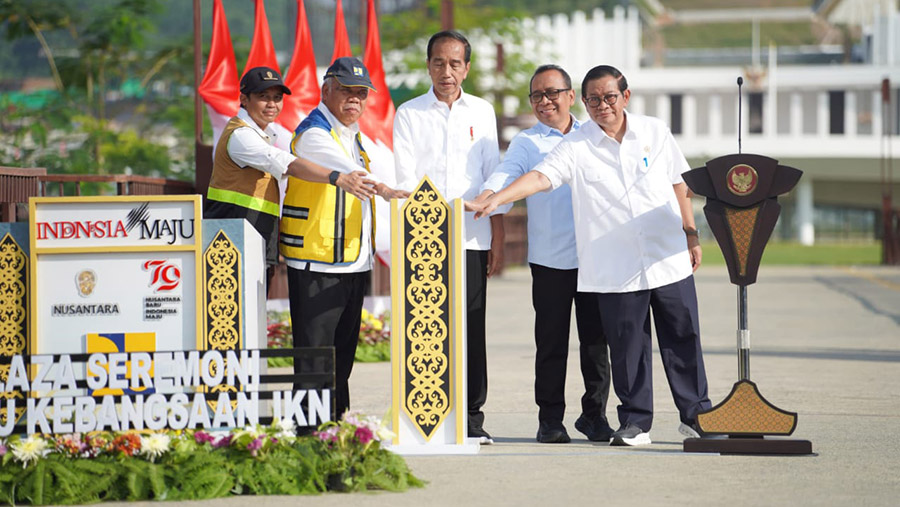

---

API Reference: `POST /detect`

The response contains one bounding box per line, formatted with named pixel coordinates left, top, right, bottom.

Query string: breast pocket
left=581, top=165, right=621, bottom=204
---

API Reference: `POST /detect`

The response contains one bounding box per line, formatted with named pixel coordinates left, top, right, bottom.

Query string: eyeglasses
left=528, top=88, right=571, bottom=104
left=584, top=93, right=620, bottom=108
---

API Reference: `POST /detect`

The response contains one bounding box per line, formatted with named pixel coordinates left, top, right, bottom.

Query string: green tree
left=381, top=0, right=549, bottom=114
left=0, top=0, right=193, bottom=182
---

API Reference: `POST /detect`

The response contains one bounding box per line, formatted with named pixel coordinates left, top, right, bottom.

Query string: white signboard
left=29, top=196, right=203, bottom=355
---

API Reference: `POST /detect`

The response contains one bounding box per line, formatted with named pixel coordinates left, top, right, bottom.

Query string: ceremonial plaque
left=682, top=154, right=813, bottom=455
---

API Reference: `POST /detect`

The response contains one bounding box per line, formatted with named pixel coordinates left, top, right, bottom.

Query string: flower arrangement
left=314, top=411, right=397, bottom=491
left=0, top=414, right=421, bottom=505
left=266, top=309, right=392, bottom=366
left=355, top=308, right=391, bottom=362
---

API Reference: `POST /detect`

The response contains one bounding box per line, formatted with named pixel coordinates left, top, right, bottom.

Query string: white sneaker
left=610, top=424, right=651, bottom=446
left=679, top=422, right=701, bottom=439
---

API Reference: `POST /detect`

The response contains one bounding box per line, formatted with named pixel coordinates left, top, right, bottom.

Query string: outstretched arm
left=285, top=158, right=376, bottom=201
left=467, top=170, right=552, bottom=219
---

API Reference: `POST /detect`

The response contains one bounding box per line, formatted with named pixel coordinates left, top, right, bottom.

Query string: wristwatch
left=684, top=227, right=699, bottom=237
left=328, top=170, right=341, bottom=186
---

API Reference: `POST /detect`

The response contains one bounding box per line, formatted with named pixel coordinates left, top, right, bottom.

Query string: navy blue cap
left=240, top=66, right=291, bottom=95
left=324, top=57, right=376, bottom=91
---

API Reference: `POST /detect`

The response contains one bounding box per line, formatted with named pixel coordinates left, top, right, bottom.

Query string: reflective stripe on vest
left=280, top=108, right=375, bottom=265
left=207, top=116, right=280, bottom=216
left=207, top=186, right=280, bottom=216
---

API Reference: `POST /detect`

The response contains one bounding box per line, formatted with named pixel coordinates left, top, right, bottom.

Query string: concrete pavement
left=122, top=264, right=900, bottom=506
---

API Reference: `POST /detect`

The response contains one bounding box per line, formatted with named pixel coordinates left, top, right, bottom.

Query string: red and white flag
left=331, top=0, right=352, bottom=62
left=358, top=0, right=394, bottom=151
left=358, top=0, right=397, bottom=266
left=277, top=0, right=319, bottom=135
left=242, top=0, right=294, bottom=151
left=197, top=0, right=239, bottom=150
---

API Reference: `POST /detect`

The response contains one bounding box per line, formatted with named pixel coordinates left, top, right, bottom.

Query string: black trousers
left=287, top=266, right=369, bottom=419
left=591, top=275, right=711, bottom=431
left=466, top=250, right=489, bottom=431
left=531, top=264, right=610, bottom=424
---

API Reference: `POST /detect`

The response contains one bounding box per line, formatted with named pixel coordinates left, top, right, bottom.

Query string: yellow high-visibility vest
left=280, top=108, right=375, bottom=265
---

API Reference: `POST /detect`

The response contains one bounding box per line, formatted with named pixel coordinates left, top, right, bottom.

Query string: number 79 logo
left=142, top=260, right=181, bottom=292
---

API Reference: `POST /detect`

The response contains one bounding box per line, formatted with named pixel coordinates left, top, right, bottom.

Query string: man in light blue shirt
left=482, top=65, right=612, bottom=443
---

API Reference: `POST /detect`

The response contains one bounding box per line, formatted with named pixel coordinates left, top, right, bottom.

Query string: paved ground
left=119, top=264, right=900, bottom=507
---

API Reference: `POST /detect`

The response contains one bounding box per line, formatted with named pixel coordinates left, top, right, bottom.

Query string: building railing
left=0, top=166, right=47, bottom=222
left=1, top=167, right=197, bottom=222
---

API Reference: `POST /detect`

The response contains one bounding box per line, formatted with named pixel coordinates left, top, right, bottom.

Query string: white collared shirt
left=393, top=87, right=501, bottom=250
left=482, top=115, right=581, bottom=269
left=285, top=103, right=375, bottom=274
left=534, top=112, right=693, bottom=293
left=227, top=108, right=295, bottom=179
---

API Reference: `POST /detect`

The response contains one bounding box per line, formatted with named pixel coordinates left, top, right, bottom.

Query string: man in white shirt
left=470, top=65, right=712, bottom=447
left=281, top=58, right=407, bottom=419
left=205, top=66, right=373, bottom=290
left=480, top=65, right=612, bottom=444
left=393, top=31, right=504, bottom=444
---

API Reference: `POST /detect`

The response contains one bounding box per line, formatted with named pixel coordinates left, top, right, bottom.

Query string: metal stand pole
left=738, top=285, right=750, bottom=380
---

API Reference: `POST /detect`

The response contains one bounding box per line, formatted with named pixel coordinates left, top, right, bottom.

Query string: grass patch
left=651, top=21, right=818, bottom=49
left=659, top=0, right=809, bottom=10
left=701, top=241, right=882, bottom=266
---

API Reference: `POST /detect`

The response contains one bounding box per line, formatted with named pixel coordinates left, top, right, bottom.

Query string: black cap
left=324, top=57, right=376, bottom=91
left=240, top=66, right=292, bottom=95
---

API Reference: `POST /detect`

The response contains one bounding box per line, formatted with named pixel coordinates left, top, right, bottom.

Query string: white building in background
left=403, top=2, right=900, bottom=245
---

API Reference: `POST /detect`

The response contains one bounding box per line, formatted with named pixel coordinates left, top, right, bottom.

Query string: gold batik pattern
left=203, top=230, right=241, bottom=411
left=0, top=233, right=27, bottom=425
left=725, top=206, right=760, bottom=276
left=697, top=380, right=796, bottom=435
left=402, top=180, right=451, bottom=440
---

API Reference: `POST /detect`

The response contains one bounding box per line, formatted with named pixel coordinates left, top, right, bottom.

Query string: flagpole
left=193, top=0, right=202, bottom=145
left=441, top=0, right=453, bottom=30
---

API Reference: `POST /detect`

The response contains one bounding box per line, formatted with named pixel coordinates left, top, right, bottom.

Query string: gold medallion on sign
left=726, top=164, right=758, bottom=196
left=76, top=269, right=97, bottom=297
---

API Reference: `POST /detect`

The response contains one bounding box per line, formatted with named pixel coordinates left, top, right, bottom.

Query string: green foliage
left=0, top=422, right=422, bottom=504
left=101, top=129, right=172, bottom=176
left=380, top=1, right=548, bottom=113
left=228, top=445, right=323, bottom=496
left=355, top=341, right=391, bottom=362
left=380, top=0, right=521, bottom=53
left=9, top=456, right=117, bottom=505
left=0, top=0, right=193, bottom=181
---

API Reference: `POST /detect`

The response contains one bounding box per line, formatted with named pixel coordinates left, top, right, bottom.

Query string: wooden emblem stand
left=682, top=153, right=813, bottom=455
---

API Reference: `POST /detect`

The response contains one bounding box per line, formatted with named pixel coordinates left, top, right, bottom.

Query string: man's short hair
left=427, top=30, right=472, bottom=63
left=581, top=65, right=628, bottom=97
left=530, top=64, right=572, bottom=93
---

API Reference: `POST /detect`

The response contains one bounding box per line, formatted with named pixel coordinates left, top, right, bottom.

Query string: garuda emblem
left=726, top=164, right=758, bottom=196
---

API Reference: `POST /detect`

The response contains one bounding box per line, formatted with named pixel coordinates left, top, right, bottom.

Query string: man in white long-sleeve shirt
left=393, top=31, right=504, bottom=444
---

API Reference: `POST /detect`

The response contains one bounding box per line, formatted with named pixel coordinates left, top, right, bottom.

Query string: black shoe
left=468, top=426, right=494, bottom=445
left=679, top=421, right=726, bottom=440
left=610, top=424, right=651, bottom=446
left=574, top=414, right=614, bottom=442
left=678, top=421, right=702, bottom=439
left=536, top=421, right=571, bottom=443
